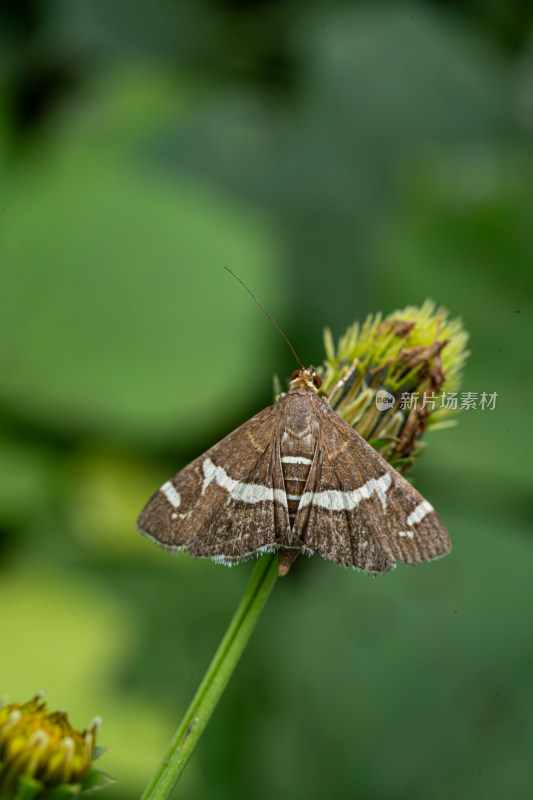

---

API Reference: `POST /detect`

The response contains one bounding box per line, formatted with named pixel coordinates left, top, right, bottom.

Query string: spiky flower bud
left=0, top=694, right=112, bottom=800
left=320, top=300, right=469, bottom=470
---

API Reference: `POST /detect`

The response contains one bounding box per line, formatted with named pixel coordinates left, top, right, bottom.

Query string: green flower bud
left=0, top=694, right=112, bottom=799
left=320, top=300, right=469, bottom=470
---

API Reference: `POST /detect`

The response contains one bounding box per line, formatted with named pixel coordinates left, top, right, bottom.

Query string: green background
left=1, top=3, right=532, bottom=798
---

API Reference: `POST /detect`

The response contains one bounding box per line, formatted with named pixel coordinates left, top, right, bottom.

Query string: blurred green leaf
left=0, top=436, right=59, bottom=527
left=80, top=771, right=115, bottom=794
left=0, top=70, right=285, bottom=450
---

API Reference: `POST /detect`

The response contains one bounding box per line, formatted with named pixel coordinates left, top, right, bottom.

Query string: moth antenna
left=224, top=266, right=304, bottom=369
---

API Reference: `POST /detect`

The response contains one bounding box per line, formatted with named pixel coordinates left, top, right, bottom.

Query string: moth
left=136, top=364, right=451, bottom=577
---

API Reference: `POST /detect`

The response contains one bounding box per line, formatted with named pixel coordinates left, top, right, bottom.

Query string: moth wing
left=294, top=398, right=451, bottom=573
left=136, top=404, right=289, bottom=564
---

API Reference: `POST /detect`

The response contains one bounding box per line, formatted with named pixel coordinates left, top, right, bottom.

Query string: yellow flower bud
left=0, top=694, right=107, bottom=798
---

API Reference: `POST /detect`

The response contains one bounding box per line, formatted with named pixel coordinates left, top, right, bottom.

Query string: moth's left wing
left=137, top=405, right=289, bottom=564
left=294, top=397, right=451, bottom=573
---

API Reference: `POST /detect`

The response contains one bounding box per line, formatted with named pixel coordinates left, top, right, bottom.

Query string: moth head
left=290, top=365, right=323, bottom=393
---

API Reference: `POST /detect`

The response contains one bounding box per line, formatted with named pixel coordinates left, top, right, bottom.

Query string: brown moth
left=136, top=365, right=451, bottom=576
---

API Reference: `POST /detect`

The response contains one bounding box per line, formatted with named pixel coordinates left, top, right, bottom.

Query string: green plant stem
left=140, top=553, right=279, bottom=800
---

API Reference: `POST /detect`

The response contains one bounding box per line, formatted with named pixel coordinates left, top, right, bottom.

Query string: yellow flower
left=0, top=694, right=108, bottom=799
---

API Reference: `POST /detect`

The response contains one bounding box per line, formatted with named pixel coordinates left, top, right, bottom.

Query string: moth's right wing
left=294, top=397, right=451, bottom=573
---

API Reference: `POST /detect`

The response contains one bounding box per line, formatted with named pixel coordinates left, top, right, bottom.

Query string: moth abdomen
left=281, top=459, right=312, bottom=526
